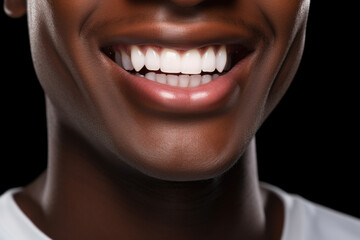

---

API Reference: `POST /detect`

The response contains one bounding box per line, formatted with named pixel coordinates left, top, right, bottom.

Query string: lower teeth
left=134, top=72, right=220, bottom=88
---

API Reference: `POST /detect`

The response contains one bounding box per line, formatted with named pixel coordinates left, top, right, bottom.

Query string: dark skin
left=4, top=0, right=309, bottom=239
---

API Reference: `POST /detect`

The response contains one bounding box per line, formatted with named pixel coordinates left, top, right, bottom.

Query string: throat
left=28, top=125, right=267, bottom=240
left=96, top=157, right=266, bottom=240
left=123, top=177, right=225, bottom=225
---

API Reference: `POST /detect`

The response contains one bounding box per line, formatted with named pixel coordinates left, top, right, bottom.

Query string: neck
left=18, top=107, right=269, bottom=240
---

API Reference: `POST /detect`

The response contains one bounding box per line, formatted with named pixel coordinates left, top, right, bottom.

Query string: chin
left=110, top=134, right=247, bottom=182
left=134, top=155, right=239, bottom=182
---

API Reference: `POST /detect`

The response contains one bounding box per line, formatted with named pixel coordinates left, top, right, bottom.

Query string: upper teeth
left=115, top=45, right=227, bottom=75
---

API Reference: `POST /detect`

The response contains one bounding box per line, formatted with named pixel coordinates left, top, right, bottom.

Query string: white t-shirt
left=0, top=184, right=359, bottom=240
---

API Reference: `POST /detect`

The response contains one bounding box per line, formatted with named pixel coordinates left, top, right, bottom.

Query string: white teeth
left=202, top=75, right=212, bottom=84
left=201, top=47, right=216, bottom=72
left=179, top=75, right=190, bottom=87
left=188, top=75, right=202, bottom=87
left=142, top=73, right=220, bottom=87
left=120, top=50, right=134, bottom=71
left=160, top=48, right=182, bottom=73
left=167, top=75, right=179, bottom=86
left=131, top=45, right=145, bottom=72
left=119, top=45, right=227, bottom=74
left=156, top=74, right=167, bottom=84
left=181, top=49, right=201, bottom=74
left=145, top=48, right=160, bottom=71
left=145, top=72, right=156, bottom=81
left=212, top=74, right=219, bottom=80
left=115, top=45, right=229, bottom=87
left=216, top=45, right=227, bottom=73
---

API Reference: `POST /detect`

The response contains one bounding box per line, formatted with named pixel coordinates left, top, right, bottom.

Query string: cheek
left=50, top=0, right=100, bottom=24
left=27, top=0, right=111, bottom=143
left=258, top=0, right=310, bottom=115
left=258, top=0, right=310, bottom=37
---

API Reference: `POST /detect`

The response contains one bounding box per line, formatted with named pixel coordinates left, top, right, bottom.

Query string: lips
left=97, top=22, right=259, bottom=114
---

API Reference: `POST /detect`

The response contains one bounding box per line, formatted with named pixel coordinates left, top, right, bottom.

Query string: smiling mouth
left=102, top=44, right=251, bottom=88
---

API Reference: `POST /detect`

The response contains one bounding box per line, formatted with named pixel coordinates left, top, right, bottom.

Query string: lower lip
left=107, top=51, right=249, bottom=114
left=121, top=72, right=240, bottom=114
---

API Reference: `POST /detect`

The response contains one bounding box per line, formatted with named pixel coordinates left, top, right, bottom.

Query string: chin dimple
left=105, top=44, right=237, bottom=88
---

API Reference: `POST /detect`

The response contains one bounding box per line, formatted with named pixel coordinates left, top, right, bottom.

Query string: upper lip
left=94, top=20, right=262, bottom=52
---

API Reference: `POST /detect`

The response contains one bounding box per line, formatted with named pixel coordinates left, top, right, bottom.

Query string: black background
left=1, top=2, right=359, bottom=219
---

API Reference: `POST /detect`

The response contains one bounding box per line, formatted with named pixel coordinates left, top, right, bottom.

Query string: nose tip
left=170, top=0, right=207, bottom=7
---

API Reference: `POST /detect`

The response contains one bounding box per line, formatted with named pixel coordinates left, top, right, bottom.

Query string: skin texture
left=4, top=0, right=310, bottom=239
